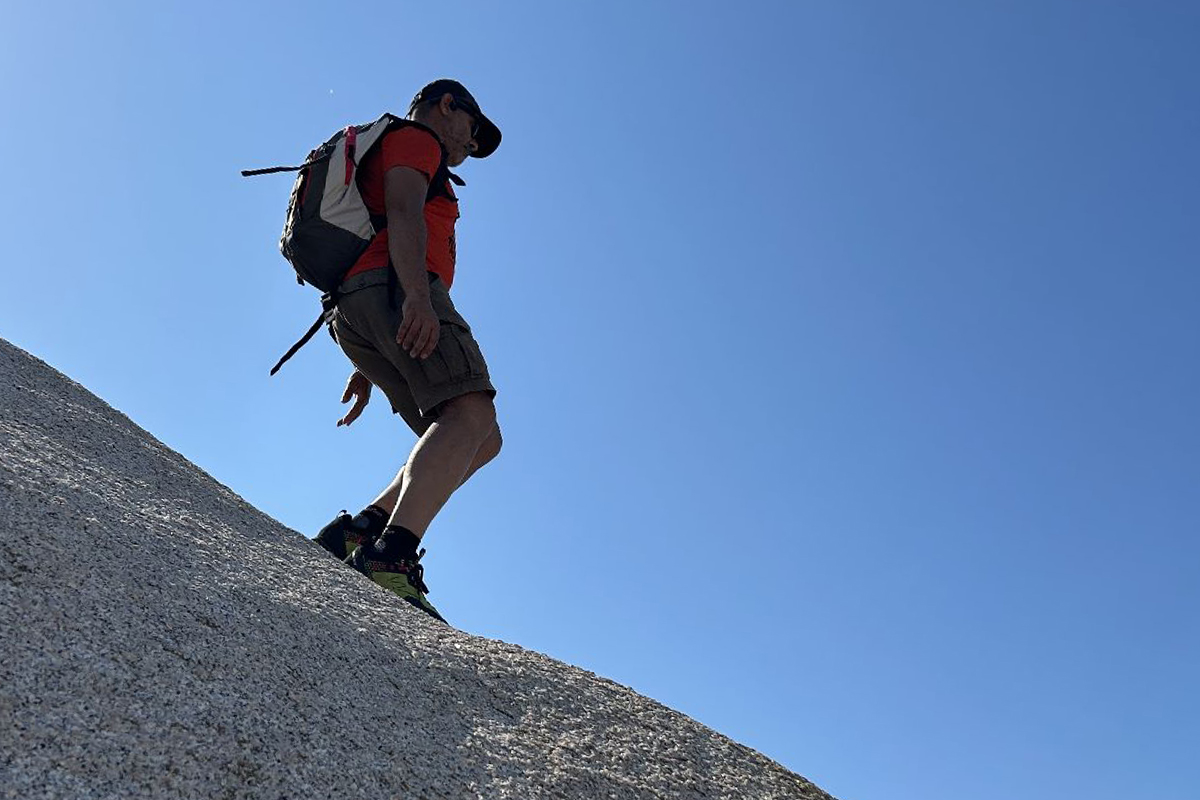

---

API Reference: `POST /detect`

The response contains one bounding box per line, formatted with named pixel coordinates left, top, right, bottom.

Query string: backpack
left=242, top=113, right=463, bottom=374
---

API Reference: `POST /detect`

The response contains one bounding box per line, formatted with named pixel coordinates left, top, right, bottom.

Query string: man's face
left=444, top=99, right=480, bottom=167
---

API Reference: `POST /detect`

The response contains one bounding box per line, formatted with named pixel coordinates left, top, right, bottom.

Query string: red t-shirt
left=345, top=126, right=460, bottom=287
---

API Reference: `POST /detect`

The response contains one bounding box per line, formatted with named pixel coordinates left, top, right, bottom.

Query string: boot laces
left=407, top=548, right=430, bottom=595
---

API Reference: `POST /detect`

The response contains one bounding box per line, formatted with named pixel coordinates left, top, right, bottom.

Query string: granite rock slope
left=0, top=338, right=835, bottom=800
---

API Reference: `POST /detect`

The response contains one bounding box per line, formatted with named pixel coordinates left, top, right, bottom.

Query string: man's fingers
left=410, top=322, right=433, bottom=359
left=415, top=320, right=442, bottom=359
left=338, top=397, right=367, bottom=427
left=405, top=322, right=425, bottom=355
left=398, top=310, right=440, bottom=359
left=405, top=325, right=423, bottom=358
left=397, top=315, right=417, bottom=348
left=420, top=325, right=441, bottom=359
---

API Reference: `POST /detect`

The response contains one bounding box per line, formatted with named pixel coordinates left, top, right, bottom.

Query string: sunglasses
left=449, top=99, right=481, bottom=139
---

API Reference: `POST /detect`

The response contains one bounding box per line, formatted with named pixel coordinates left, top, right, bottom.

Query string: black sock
left=377, top=525, right=421, bottom=561
left=350, top=505, right=389, bottom=538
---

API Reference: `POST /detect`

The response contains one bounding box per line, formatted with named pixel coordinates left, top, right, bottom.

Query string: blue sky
left=3, top=2, right=1198, bottom=798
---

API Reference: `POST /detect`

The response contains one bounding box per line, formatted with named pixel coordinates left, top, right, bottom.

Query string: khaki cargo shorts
left=331, top=269, right=495, bottom=436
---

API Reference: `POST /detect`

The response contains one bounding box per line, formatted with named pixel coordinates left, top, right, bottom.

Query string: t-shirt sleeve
left=379, top=127, right=442, bottom=182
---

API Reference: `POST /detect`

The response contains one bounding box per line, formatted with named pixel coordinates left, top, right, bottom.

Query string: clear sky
left=3, top=2, right=1198, bottom=798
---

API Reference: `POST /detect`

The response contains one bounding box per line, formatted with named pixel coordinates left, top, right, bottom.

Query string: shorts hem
left=415, top=378, right=497, bottom=419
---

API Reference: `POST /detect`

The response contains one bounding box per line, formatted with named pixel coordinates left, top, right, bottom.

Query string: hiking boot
left=314, top=508, right=386, bottom=561
left=349, top=537, right=446, bottom=624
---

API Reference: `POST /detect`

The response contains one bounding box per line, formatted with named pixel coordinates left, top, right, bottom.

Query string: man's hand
left=397, top=295, right=440, bottom=359
left=337, top=371, right=372, bottom=427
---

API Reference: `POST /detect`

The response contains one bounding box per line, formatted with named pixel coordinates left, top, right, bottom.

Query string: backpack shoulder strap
left=363, top=117, right=463, bottom=228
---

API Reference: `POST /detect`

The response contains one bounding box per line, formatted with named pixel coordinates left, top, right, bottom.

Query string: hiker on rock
left=290, top=79, right=503, bottom=623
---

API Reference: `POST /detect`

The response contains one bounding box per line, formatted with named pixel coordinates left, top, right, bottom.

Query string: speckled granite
left=0, top=338, right=834, bottom=800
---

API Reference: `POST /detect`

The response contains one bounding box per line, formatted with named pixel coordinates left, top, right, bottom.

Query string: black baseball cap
left=408, top=78, right=502, bottom=159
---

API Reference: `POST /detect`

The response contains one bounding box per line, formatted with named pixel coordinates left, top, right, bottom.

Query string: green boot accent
left=349, top=545, right=446, bottom=624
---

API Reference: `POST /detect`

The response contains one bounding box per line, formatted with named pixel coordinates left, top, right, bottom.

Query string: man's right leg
left=326, top=421, right=498, bottom=567
left=366, top=423, right=502, bottom=515
left=329, top=275, right=498, bottom=622
left=387, top=391, right=498, bottom=538
left=350, top=393, right=498, bottom=624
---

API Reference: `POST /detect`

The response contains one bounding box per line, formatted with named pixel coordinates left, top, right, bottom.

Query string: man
left=313, top=79, right=503, bottom=624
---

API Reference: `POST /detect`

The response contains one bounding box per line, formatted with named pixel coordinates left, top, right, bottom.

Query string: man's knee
left=438, top=391, right=497, bottom=439
left=479, top=424, right=503, bottom=465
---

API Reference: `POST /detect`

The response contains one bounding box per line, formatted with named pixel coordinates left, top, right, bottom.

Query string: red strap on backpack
left=344, top=126, right=357, bottom=186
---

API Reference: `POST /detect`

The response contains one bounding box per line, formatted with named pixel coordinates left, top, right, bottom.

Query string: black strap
left=242, top=152, right=332, bottom=178
left=269, top=292, right=340, bottom=375
left=242, top=165, right=303, bottom=177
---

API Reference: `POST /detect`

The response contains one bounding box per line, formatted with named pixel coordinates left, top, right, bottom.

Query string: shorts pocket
left=453, top=325, right=489, bottom=379
left=429, top=280, right=471, bottom=331
left=416, top=322, right=487, bottom=385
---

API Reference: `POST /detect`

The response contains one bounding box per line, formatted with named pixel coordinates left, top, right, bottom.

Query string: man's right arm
left=383, top=166, right=439, bottom=359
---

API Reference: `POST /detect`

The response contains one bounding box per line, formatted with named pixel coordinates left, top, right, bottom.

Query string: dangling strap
left=242, top=165, right=303, bottom=177
left=269, top=292, right=340, bottom=375
left=241, top=152, right=332, bottom=178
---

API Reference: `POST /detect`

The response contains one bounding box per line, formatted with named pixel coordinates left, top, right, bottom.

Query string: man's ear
left=439, top=93, right=456, bottom=116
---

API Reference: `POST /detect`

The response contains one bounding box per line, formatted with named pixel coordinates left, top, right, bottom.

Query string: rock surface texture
left=0, top=338, right=835, bottom=800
